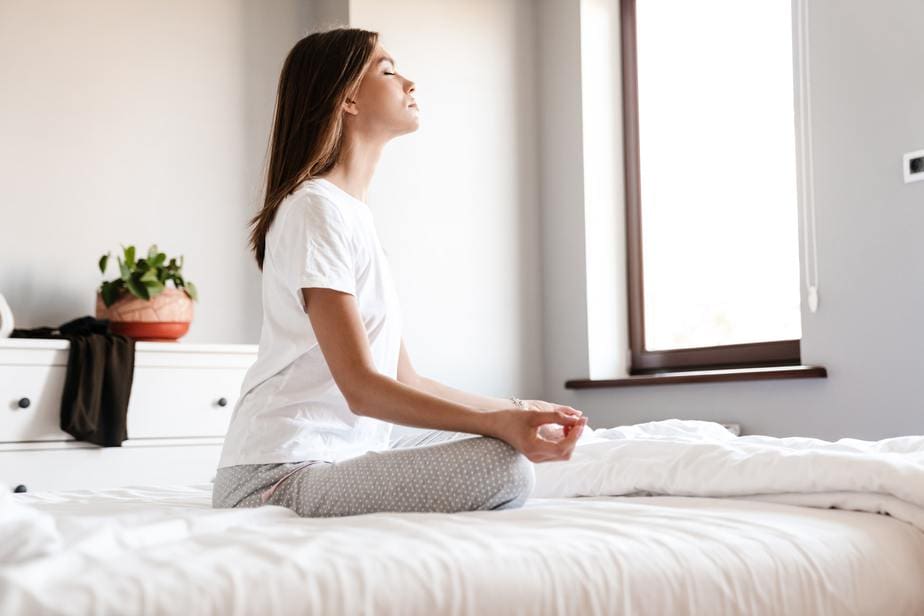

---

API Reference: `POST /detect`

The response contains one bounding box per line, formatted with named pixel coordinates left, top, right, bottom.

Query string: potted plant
left=95, top=244, right=199, bottom=341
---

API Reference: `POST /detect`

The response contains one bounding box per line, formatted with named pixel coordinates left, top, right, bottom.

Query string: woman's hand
left=523, top=400, right=583, bottom=419
left=522, top=400, right=586, bottom=441
left=489, top=408, right=588, bottom=463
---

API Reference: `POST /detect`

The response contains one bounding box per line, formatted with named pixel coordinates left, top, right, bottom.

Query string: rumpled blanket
left=532, top=418, right=924, bottom=532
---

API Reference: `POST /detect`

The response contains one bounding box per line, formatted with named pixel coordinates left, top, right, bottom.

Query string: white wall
left=539, top=0, right=924, bottom=440
left=0, top=0, right=316, bottom=343
left=348, top=0, right=546, bottom=401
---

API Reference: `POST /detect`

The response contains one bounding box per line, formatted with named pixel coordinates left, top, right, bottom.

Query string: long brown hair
left=248, top=28, right=379, bottom=270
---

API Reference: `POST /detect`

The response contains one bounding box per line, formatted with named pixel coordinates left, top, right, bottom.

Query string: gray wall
left=0, top=0, right=317, bottom=343
left=348, top=0, right=545, bottom=401
left=538, top=0, right=924, bottom=440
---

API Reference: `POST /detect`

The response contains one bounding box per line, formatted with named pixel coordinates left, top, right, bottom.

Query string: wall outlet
left=904, top=149, right=924, bottom=184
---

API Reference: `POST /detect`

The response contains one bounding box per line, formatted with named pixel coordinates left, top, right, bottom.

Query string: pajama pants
left=211, top=428, right=536, bottom=517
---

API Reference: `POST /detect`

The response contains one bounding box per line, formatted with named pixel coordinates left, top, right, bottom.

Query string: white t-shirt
left=218, top=177, right=403, bottom=468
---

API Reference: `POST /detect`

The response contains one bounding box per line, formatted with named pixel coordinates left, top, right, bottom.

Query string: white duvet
left=3, top=419, right=924, bottom=615
left=536, top=419, right=924, bottom=532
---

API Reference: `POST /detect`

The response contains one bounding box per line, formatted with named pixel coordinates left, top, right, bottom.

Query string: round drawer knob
left=217, top=397, right=228, bottom=407
left=17, top=397, right=31, bottom=409
left=13, top=484, right=27, bottom=493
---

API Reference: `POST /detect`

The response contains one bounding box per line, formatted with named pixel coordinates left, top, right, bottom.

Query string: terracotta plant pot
left=95, top=287, right=194, bottom=342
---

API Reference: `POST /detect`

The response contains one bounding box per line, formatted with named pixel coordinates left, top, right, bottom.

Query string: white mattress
left=4, top=484, right=924, bottom=615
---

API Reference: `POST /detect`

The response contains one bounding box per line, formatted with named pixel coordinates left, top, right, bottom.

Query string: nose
left=406, top=79, right=415, bottom=95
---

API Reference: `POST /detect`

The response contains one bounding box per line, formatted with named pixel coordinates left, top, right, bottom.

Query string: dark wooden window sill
left=565, top=365, right=827, bottom=389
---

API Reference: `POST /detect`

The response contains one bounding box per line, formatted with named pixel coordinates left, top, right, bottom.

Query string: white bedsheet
left=535, top=419, right=924, bottom=532
left=4, top=485, right=924, bottom=614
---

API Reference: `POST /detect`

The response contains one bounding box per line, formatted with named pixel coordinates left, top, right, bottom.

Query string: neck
left=320, top=131, right=386, bottom=204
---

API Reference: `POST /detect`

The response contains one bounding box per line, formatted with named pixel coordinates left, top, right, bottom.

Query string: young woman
left=212, top=27, right=588, bottom=518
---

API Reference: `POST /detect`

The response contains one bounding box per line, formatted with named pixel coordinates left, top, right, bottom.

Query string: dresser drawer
left=0, top=442, right=222, bottom=490
left=0, top=365, right=71, bottom=443
left=127, top=366, right=246, bottom=438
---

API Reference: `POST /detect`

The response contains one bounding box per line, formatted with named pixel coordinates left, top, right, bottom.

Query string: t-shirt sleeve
left=285, top=196, right=356, bottom=312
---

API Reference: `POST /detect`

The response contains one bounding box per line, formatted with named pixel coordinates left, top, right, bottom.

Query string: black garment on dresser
left=11, top=316, right=135, bottom=447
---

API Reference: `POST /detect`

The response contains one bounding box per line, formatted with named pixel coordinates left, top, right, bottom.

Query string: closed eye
left=384, top=72, right=395, bottom=76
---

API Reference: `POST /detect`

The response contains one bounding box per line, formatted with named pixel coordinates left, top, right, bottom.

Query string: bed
left=4, top=420, right=924, bottom=615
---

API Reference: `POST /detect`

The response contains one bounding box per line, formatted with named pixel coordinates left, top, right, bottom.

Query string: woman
left=213, top=27, right=588, bottom=518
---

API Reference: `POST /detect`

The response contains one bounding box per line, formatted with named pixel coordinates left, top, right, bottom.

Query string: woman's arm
left=303, top=287, right=585, bottom=462
left=304, top=288, right=508, bottom=436
left=397, top=338, right=513, bottom=412
left=416, top=376, right=513, bottom=412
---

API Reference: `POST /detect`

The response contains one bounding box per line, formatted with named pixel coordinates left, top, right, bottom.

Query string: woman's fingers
left=510, top=409, right=588, bottom=462
left=531, top=410, right=582, bottom=427
left=560, top=418, right=586, bottom=453
left=532, top=417, right=586, bottom=461
left=555, top=405, right=582, bottom=417
left=568, top=417, right=586, bottom=441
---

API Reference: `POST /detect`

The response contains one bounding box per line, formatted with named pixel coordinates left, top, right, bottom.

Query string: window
left=621, top=0, right=802, bottom=374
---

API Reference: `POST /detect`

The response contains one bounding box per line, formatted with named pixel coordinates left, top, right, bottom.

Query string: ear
left=342, top=97, right=359, bottom=117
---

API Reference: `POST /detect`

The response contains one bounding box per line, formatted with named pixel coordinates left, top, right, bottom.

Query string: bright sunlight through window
left=636, top=0, right=802, bottom=351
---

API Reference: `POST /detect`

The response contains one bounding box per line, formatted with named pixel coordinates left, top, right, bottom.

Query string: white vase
left=0, top=293, right=13, bottom=338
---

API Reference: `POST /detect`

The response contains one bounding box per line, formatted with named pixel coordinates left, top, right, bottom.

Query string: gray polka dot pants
left=211, top=429, right=536, bottom=517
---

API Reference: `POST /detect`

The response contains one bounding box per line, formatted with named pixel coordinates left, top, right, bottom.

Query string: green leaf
left=184, top=280, right=198, bottom=301
left=98, top=253, right=109, bottom=274
left=125, top=274, right=149, bottom=300
left=124, top=245, right=136, bottom=267
left=140, top=268, right=158, bottom=283
left=151, top=252, right=166, bottom=268
left=148, top=244, right=158, bottom=260
left=118, top=257, right=130, bottom=281
left=101, top=281, right=122, bottom=307
left=143, top=280, right=165, bottom=296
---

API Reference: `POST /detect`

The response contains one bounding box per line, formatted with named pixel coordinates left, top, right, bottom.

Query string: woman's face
left=344, top=42, right=418, bottom=139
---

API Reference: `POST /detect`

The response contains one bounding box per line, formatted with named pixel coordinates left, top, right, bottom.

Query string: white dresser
left=0, top=338, right=258, bottom=492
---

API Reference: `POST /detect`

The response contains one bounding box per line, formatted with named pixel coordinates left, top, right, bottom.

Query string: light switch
left=904, top=149, right=924, bottom=184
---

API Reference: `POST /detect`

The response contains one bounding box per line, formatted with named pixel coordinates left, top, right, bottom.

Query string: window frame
left=620, top=0, right=801, bottom=375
